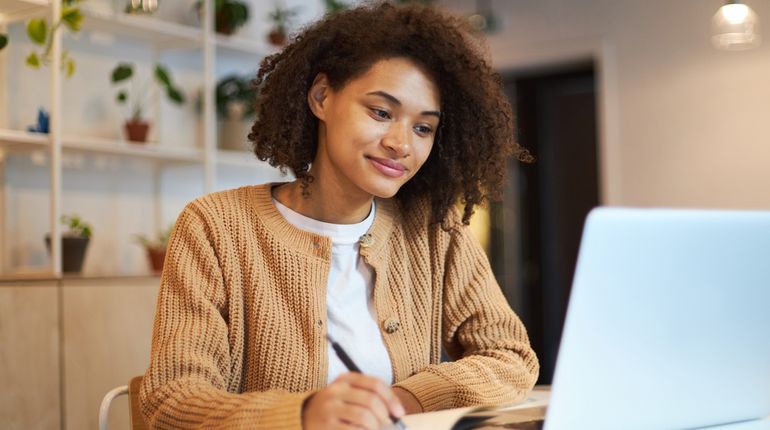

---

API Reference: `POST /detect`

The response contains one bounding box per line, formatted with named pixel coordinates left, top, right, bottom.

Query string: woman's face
left=308, top=57, right=441, bottom=200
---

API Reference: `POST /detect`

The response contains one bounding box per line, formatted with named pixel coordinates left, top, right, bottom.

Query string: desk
left=400, top=387, right=770, bottom=430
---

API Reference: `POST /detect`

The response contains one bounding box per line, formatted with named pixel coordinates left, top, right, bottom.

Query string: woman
left=140, top=2, right=539, bottom=429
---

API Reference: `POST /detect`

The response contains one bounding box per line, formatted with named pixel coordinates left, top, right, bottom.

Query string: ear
left=307, top=73, right=331, bottom=120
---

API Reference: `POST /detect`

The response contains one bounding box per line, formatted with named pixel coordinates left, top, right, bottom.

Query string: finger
left=342, top=373, right=405, bottom=418
left=338, top=403, right=381, bottom=430
left=340, top=387, right=390, bottom=427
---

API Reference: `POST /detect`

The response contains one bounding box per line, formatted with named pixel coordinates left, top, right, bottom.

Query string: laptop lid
left=545, top=208, right=770, bottom=430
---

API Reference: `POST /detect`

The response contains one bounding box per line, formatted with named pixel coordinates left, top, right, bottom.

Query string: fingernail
left=395, top=404, right=405, bottom=417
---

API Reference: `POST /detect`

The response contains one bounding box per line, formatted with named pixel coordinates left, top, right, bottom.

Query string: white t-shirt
left=273, top=199, right=394, bottom=384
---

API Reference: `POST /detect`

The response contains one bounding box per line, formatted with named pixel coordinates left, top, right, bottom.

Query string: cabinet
left=0, top=0, right=292, bottom=279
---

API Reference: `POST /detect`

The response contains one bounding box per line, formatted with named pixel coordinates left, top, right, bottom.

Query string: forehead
left=340, top=57, right=441, bottom=110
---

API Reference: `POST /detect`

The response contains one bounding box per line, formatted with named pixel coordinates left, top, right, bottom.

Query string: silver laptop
left=544, top=208, right=770, bottom=430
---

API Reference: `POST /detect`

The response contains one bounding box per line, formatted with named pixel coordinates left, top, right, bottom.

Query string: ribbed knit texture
left=140, top=183, right=539, bottom=429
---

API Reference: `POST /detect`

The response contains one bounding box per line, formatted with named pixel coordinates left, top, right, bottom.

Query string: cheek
left=413, top=140, right=435, bottom=167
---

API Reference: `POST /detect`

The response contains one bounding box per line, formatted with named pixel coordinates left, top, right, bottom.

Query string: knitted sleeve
left=394, top=221, right=539, bottom=411
left=139, top=201, right=313, bottom=429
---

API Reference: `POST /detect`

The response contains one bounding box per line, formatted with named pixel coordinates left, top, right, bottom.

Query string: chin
left=362, top=181, right=403, bottom=199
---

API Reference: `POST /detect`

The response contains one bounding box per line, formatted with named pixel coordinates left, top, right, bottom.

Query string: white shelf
left=0, top=128, right=48, bottom=148
left=217, top=149, right=259, bottom=167
left=0, top=0, right=49, bottom=24
left=215, top=34, right=276, bottom=58
left=0, top=128, right=204, bottom=163
left=62, top=135, right=204, bottom=163
left=80, top=8, right=202, bottom=50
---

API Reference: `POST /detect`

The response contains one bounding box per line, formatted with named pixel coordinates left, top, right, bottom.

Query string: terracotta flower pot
left=45, top=235, right=90, bottom=273
left=146, top=247, right=166, bottom=274
left=268, top=29, right=287, bottom=47
left=124, top=119, right=151, bottom=143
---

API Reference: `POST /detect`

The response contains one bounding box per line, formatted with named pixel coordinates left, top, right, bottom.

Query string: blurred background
left=1, top=0, right=769, bottom=428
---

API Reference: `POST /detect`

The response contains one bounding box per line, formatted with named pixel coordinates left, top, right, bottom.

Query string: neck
left=272, top=177, right=373, bottom=225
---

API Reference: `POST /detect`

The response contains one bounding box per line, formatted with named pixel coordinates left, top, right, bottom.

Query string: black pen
left=326, top=334, right=411, bottom=430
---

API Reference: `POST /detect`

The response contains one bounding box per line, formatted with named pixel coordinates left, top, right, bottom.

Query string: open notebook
left=398, top=389, right=550, bottom=430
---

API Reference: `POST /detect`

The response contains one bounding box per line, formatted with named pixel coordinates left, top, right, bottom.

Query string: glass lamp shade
left=712, top=2, right=761, bottom=50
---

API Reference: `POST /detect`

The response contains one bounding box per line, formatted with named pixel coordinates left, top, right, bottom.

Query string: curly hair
left=249, top=1, right=531, bottom=226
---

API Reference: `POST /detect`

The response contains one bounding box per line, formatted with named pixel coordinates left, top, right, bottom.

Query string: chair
left=98, top=376, right=148, bottom=430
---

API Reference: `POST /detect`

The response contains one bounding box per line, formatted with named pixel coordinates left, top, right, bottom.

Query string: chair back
left=99, top=376, right=147, bottom=430
left=128, top=376, right=149, bottom=430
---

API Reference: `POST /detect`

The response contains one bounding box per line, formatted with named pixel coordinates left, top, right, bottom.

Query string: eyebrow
left=366, top=91, right=441, bottom=119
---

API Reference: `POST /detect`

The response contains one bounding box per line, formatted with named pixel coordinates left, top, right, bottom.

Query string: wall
left=443, top=0, right=770, bottom=209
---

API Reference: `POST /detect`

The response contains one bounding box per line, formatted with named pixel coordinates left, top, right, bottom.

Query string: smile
left=367, top=156, right=406, bottom=178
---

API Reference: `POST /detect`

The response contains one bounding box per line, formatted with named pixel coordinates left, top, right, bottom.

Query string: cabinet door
left=0, top=283, right=61, bottom=430
left=62, top=278, right=158, bottom=430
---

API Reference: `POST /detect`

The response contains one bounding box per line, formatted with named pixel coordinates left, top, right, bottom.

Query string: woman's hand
left=302, top=372, right=406, bottom=430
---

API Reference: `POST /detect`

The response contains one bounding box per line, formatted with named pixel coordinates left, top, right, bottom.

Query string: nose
left=381, top=122, right=410, bottom=158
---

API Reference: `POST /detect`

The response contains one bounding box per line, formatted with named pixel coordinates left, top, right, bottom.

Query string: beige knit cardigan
left=140, top=183, right=539, bottom=429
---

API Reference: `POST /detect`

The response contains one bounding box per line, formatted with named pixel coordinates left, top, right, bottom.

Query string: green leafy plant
left=110, top=63, right=186, bottom=121
left=216, top=74, right=258, bottom=120
left=25, top=0, right=84, bottom=78
left=0, top=33, right=8, bottom=51
left=324, top=0, right=348, bottom=13
left=195, top=0, right=250, bottom=35
left=133, top=225, right=172, bottom=251
left=61, top=214, right=92, bottom=238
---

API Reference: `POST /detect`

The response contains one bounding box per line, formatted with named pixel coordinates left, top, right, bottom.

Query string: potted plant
left=195, top=0, right=250, bottom=36
left=45, top=214, right=92, bottom=273
left=267, top=3, right=299, bottom=47
left=110, top=62, right=186, bottom=143
left=133, top=225, right=172, bottom=273
left=216, top=74, right=258, bottom=150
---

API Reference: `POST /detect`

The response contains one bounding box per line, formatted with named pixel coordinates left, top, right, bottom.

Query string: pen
left=326, top=334, right=410, bottom=430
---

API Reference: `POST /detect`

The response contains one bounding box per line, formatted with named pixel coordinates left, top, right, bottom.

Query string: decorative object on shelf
left=216, top=74, right=258, bottom=150
left=110, top=62, right=186, bottom=143
left=25, top=0, right=84, bottom=78
left=466, top=0, right=499, bottom=34
left=45, top=214, right=93, bottom=273
left=195, top=0, right=250, bottom=36
left=27, top=107, right=51, bottom=134
left=133, top=225, right=172, bottom=273
left=125, top=0, right=159, bottom=15
left=267, top=2, right=299, bottom=47
left=712, top=0, right=761, bottom=51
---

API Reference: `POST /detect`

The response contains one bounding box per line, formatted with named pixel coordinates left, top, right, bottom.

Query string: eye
left=370, top=108, right=391, bottom=120
left=414, top=124, right=434, bottom=136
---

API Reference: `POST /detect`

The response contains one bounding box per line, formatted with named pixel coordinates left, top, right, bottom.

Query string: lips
left=367, top=156, right=406, bottom=178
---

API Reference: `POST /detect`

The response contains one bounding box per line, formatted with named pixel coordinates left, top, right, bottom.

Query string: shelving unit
left=0, top=0, right=287, bottom=279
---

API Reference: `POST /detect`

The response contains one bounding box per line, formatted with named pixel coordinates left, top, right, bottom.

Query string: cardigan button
left=358, top=233, right=375, bottom=248
left=383, top=318, right=400, bottom=334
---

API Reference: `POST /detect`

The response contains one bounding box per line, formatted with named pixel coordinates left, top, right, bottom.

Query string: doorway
left=491, top=62, right=600, bottom=384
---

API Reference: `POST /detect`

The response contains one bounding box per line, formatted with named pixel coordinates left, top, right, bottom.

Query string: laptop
left=539, top=208, right=770, bottom=430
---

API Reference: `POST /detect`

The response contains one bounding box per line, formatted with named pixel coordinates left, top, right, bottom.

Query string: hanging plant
left=25, top=0, right=84, bottom=78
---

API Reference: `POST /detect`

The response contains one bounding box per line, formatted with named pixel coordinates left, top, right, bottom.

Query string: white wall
left=5, top=0, right=770, bottom=273
left=444, top=0, right=770, bottom=209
